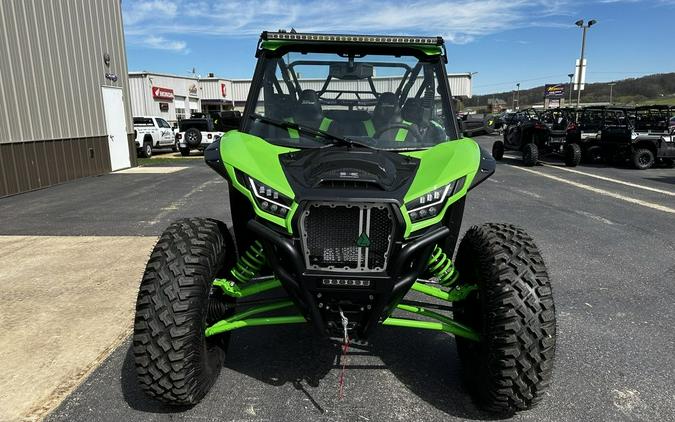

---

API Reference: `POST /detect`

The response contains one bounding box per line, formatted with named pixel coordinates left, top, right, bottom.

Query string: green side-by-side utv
left=133, top=32, right=557, bottom=416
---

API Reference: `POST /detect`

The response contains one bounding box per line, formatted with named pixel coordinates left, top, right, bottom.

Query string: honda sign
left=152, top=86, right=174, bottom=100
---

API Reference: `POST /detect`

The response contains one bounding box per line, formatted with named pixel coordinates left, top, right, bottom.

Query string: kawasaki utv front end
left=132, top=32, right=557, bottom=416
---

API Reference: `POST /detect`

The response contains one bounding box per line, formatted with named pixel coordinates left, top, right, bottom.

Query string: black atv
left=492, top=108, right=581, bottom=166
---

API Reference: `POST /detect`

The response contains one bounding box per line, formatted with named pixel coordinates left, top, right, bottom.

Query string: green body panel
left=260, top=40, right=442, bottom=56
left=219, top=131, right=298, bottom=231
left=219, top=130, right=481, bottom=237
left=400, top=138, right=481, bottom=237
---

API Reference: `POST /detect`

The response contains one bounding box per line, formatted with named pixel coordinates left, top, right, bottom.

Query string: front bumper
left=248, top=218, right=449, bottom=338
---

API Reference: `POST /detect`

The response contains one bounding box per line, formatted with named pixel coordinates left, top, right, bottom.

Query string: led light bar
left=262, top=31, right=443, bottom=46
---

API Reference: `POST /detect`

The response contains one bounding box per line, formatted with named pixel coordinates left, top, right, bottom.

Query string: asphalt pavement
left=4, top=137, right=673, bottom=422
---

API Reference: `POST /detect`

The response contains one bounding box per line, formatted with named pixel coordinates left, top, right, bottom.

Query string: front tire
left=632, top=148, right=655, bottom=170
left=133, top=218, right=234, bottom=405
left=492, top=140, right=504, bottom=161
left=522, top=143, right=539, bottom=166
left=564, top=143, right=581, bottom=167
left=453, top=223, right=556, bottom=415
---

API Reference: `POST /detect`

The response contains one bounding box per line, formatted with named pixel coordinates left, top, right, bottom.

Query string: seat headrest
left=402, top=98, right=424, bottom=125
left=295, top=89, right=323, bottom=123
left=374, top=92, right=401, bottom=126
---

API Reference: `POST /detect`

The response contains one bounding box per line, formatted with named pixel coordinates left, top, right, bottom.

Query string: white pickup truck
left=133, top=116, right=176, bottom=158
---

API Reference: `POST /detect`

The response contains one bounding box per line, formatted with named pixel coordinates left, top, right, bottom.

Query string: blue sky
left=122, top=0, right=675, bottom=95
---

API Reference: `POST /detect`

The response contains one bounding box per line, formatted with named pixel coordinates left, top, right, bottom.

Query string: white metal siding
left=0, top=0, right=132, bottom=143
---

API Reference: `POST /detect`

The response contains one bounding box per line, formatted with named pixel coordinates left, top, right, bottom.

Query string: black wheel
left=185, top=128, right=202, bottom=148
left=139, top=140, right=152, bottom=158
left=563, top=143, right=581, bottom=167
left=179, top=147, right=191, bottom=157
left=172, top=139, right=178, bottom=152
left=492, top=140, right=504, bottom=161
left=522, top=143, right=538, bottom=166
left=453, top=223, right=556, bottom=415
left=133, top=218, right=235, bottom=405
left=631, top=148, right=655, bottom=170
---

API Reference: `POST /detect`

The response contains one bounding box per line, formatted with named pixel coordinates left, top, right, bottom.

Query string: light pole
left=568, top=73, right=574, bottom=105
left=609, top=83, right=616, bottom=104
left=516, top=83, right=521, bottom=110
left=575, top=19, right=597, bottom=108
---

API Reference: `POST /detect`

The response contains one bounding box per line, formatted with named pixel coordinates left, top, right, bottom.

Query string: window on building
left=176, top=108, right=186, bottom=120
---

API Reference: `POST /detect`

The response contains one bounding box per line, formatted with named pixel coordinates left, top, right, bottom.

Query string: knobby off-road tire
left=632, top=148, right=655, bottom=170
left=564, top=143, right=581, bottom=167
left=492, top=140, right=504, bottom=161
left=133, top=217, right=235, bottom=405
left=522, top=143, right=539, bottom=166
left=453, top=223, right=556, bottom=415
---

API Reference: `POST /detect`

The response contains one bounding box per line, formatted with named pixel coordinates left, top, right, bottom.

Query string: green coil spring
left=426, top=245, right=459, bottom=287
left=230, top=241, right=266, bottom=283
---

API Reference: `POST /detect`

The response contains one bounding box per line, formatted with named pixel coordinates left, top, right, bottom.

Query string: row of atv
left=492, top=105, right=675, bottom=169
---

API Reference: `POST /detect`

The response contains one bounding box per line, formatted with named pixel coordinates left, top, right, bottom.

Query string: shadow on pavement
left=120, top=324, right=501, bottom=420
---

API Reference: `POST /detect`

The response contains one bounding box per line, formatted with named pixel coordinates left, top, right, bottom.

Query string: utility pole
left=516, top=83, right=521, bottom=110
left=568, top=73, right=574, bottom=105
left=609, top=83, right=616, bottom=104
left=575, top=19, right=597, bottom=108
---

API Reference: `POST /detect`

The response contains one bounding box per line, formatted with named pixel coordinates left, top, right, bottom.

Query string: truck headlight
left=406, top=177, right=465, bottom=222
left=239, top=172, right=292, bottom=218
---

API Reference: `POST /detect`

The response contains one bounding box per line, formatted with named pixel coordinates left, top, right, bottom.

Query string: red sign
left=220, top=83, right=227, bottom=97
left=152, top=86, right=174, bottom=100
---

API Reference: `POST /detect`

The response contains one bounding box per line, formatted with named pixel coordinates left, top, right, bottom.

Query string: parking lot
left=1, top=135, right=673, bottom=421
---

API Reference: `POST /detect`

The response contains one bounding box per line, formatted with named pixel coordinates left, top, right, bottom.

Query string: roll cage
left=242, top=33, right=460, bottom=140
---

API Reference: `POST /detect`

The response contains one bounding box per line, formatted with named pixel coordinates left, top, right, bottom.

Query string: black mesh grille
left=301, top=203, right=394, bottom=271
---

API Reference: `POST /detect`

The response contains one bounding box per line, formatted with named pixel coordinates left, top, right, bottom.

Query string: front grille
left=299, top=202, right=394, bottom=272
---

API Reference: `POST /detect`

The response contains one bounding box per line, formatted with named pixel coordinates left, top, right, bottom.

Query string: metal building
left=127, top=72, right=473, bottom=122
left=0, top=0, right=134, bottom=198
left=128, top=72, right=235, bottom=124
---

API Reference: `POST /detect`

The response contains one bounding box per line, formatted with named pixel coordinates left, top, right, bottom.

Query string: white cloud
left=122, top=0, right=575, bottom=51
left=139, top=35, right=189, bottom=53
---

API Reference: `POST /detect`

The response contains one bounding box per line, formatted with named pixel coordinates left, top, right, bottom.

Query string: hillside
left=467, top=72, right=675, bottom=108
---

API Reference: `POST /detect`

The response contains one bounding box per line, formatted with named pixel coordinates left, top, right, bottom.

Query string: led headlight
left=240, top=173, right=292, bottom=218
left=406, top=177, right=465, bottom=223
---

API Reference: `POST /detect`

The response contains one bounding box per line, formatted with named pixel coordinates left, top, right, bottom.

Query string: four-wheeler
left=597, top=106, right=675, bottom=169
left=133, top=116, right=176, bottom=158
left=458, top=112, right=496, bottom=137
left=132, top=32, right=556, bottom=416
left=175, top=111, right=241, bottom=156
left=492, top=108, right=580, bottom=166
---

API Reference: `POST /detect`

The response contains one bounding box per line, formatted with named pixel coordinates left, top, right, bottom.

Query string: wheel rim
left=146, top=145, right=152, bottom=156
left=639, top=153, right=650, bottom=166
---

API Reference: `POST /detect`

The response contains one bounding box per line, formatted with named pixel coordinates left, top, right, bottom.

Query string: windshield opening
left=243, top=50, right=456, bottom=150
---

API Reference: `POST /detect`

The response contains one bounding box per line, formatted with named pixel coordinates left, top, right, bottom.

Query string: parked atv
left=492, top=108, right=580, bottom=167
left=133, top=32, right=557, bottom=416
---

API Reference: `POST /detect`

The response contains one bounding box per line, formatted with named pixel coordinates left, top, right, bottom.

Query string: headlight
left=406, top=177, right=465, bottom=223
left=238, top=172, right=292, bottom=218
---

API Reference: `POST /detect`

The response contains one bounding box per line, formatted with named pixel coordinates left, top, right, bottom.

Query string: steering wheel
left=373, top=124, right=422, bottom=142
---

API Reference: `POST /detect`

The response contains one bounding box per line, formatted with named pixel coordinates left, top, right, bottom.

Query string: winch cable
left=337, top=308, right=350, bottom=400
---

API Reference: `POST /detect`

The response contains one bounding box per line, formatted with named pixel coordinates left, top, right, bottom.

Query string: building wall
left=0, top=0, right=134, bottom=197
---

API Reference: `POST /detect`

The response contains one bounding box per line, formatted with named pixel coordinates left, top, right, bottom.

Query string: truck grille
left=299, top=202, right=394, bottom=272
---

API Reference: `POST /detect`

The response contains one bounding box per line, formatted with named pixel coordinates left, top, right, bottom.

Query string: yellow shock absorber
left=426, top=245, right=459, bottom=287
left=230, top=241, right=266, bottom=283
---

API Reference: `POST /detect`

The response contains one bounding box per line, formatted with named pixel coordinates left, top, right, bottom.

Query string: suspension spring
left=230, top=241, right=266, bottom=283
left=426, top=245, right=459, bottom=287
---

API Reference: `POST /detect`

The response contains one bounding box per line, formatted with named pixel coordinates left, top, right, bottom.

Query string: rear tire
left=631, top=148, right=655, bottom=170
left=139, top=141, right=152, bottom=158
left=563, top=143, right=581, bottom=167
left=454, top=223, right=556, bottom=415
left=133, top=218, right=234, bottom=405
left=522, top=143, right=538, bottom=166
left=492, top=141, right=504, bottom=161
left=179, top=147, right=191, bottom=157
